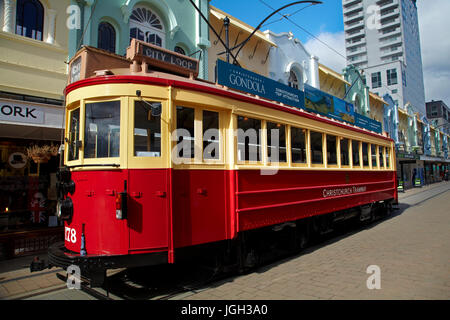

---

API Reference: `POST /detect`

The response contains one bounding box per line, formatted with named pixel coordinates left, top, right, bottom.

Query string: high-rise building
left=342, top=0, right=426, bottom=115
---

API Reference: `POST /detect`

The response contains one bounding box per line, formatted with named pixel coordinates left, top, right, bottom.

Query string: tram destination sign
left=216, top=59, right=305, bottom=110
left=127, top=39, right=199, bottom=78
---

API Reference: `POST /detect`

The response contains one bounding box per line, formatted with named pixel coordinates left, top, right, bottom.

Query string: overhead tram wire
left=188, top=0, right=241, bottom=66
left=256, top=0, right=404, bottom=105
left=232, top=1, right=322, bottom=64
left=216, top=1, right=321, bottom=58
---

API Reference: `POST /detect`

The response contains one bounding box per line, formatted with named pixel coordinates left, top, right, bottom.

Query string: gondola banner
left=216, top=59, right=305, bottom=110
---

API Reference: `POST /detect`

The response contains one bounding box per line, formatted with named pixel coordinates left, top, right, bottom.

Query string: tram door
left=127, top=101, right=169, bottom=252
left=127, top=170, right=169, bottom=252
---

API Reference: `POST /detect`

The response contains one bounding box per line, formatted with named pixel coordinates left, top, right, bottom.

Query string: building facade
left=426, top=100, right=450, bottom=135
left=342, top=0, right=426, bottom=115
left=265, top=30, right=320, bottom=90
left=69, top=0, right=210, bottom=79
left=0, top=0, right=69, bottom=258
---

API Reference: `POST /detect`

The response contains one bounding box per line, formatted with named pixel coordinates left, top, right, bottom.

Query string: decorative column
left=309, top=55, right=319, bottom=89
left=3, top=0, right=16, bottom=33
left=46, top=9, right=57, bottom=44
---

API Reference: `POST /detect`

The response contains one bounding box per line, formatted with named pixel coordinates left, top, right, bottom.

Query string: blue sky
left=209, top=0, right=344, bottom=43
left=210, top=0, right=450, bottom=106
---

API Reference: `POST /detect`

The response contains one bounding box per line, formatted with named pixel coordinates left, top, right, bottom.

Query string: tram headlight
left=58, top=197, right=74, bottom=221
left=62, top=180, right=76, bottom=195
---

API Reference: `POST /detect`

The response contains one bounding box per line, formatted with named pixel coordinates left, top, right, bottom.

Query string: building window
left=16, top=0, right=44, bottom=41
left=174, top=46, right=186, bottom=55
left=387, top=68, right=398, bottom=86
left=98, top=22, right=116, bottom=53
left=288, top=71, right=299, bottom=89
left=371, top=72, right=381, bottom=89
left=130, top=7, right=165, bottom=47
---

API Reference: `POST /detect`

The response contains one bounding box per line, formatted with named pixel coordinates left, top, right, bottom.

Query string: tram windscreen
left=134, top=101, right=161, bottom=157
left=84, top=101, right=121, bottom=159
left=68, top=108, right=80, bottom=161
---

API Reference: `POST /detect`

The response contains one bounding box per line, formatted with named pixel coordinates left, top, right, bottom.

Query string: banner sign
left=216, top=59, right=305, bottom=110
left=304, top=84, right=355, bottom=124
left=304, top=84, right=382, bottom=134
left=354, top=113, right=383, bottom=134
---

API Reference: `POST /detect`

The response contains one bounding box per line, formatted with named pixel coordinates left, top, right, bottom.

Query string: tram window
left=84, top=101, right=121, bottom=158
left=237, top=116, right=261, bottom=162
left=267, top=122, right=287, bottom=163
left=203, top=110, right=220, bottom=160
left=291, top=127, right=307, bottom=164
left=176, top=106, right=195, bottom=159
left=134, top=101, right=161, bottom=157
left=371, top=144, right=377, bottom=168
left=340, top=138, right=350, bottom=166
left=385, top=148, right=390, bottom=169
left=326, top=135, right=337, bottom=165
left=68, top=108, right=80, bottom=161
left=362, top=142, right=369, bottom=167
left=379, top=146, right=384, bottom=168
left=352, top=140, right=360, bottom=167
left=310, top=131, right=323, bottom=165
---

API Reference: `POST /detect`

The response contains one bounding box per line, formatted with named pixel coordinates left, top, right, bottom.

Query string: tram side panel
left=236, top=169, right=396, bottom=232
left=171, top=169, right=233, bottom=249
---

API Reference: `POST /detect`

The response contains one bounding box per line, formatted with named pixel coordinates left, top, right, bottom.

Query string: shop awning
left=0, top=122, right=63, bottom=141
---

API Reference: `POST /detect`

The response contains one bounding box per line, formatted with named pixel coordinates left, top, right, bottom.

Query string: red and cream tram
left=49, top=40, right=397, bottom=286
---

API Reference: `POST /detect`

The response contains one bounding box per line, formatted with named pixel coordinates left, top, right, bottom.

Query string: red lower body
left=65, top=169, right=397, bottom=261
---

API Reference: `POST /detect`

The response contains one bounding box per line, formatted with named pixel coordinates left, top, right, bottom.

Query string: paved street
left=177, top=182, right=450, bottom=300
left=3, top=182, right=449, bottom=300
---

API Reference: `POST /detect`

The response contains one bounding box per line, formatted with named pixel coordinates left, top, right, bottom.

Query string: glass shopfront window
left=0, top=139, right=61, bottom=237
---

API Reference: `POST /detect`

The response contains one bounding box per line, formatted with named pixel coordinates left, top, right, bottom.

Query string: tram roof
left=65, top=46, right=393, bottom=142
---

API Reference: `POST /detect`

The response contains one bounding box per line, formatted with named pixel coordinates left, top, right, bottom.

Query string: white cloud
left=417, top=0, right=450, bottom=104
left=303, top=31, right=347, bottom=74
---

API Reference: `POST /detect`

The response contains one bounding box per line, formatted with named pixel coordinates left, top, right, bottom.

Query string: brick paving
left=175, top=182, right=450, bottom=300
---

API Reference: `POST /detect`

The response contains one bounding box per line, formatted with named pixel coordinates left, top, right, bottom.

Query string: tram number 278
left=65, top=227, right=77, bottom=244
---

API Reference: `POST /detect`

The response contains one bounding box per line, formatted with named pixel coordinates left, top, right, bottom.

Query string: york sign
left=0, top=100, right=44, bottom=124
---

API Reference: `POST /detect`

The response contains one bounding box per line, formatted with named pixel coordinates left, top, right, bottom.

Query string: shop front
left=396, top=151, right=423, bottom=189
left=0, top=98, right=64, bottom=260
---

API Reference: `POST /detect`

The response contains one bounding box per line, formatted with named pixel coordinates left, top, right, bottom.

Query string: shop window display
left=0, top=140, right=60, bottom=234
